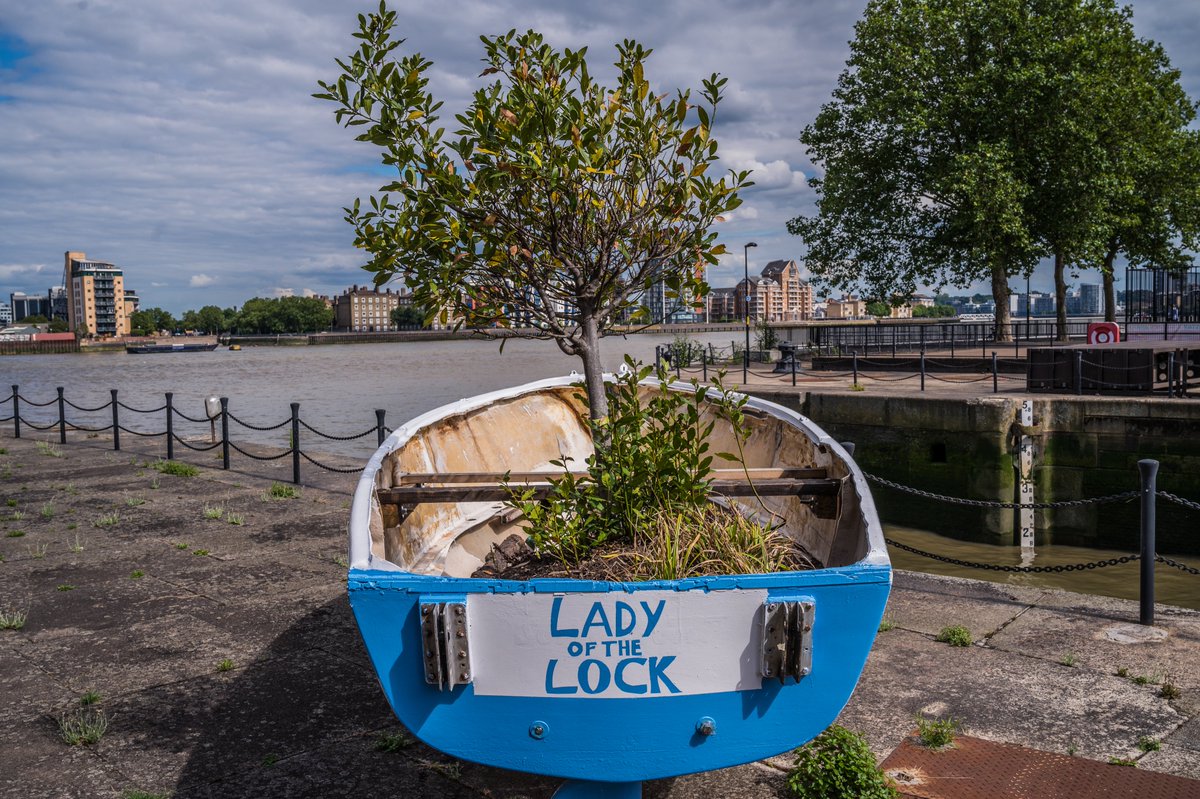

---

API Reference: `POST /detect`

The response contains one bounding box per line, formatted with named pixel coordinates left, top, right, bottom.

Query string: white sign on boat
left=467, top=590, right=770, bottom=699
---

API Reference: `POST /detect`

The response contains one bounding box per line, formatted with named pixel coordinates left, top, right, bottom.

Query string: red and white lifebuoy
left=1087, top=322, right=1120, bottom=345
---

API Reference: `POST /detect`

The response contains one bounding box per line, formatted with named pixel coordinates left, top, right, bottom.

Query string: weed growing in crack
left=151, top=460, right=198, bottom=478
left=203, top=506, right=224, bottom=520
left=226, top=512, right=245, bottom=526
left=915, top=716, right=961, bottom=750
left=36, top=441, right=63, bottom=458
left=94, top=512, right=119, bottom=528
left=1137, top=736, right=1161, bottom=753
left=935, top=625, right=972, bottom=647
left=374, top=731, right=415, bottom=752
left=263, top=482, right=300, bottom=500
left=216, top=658, right=235, bottom=673
left=79, top=690, right=102, bottom=707
left=58, top=707, right=108, bottom=745
left=0, top=606, right=28, bottom=630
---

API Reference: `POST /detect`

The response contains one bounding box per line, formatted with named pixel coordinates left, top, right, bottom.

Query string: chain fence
left=3, top=385, right=388, bottom=486
left=869, top=471, right=1199, bottom=581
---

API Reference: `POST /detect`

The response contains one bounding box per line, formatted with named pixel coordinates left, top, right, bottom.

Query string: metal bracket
left=420, top=601, right=472, bottom=690
left=760, top=600, right=814, bottom=683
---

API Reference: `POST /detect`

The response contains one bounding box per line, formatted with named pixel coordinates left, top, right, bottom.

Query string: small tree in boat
left=316, top=3, right=751, bottom=420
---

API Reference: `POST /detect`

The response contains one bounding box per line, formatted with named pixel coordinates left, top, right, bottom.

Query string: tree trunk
left=577, top=311, right=608, bottom=422
left=1102, top=246, right=1118, bottom=323
left=1054, top=250, right=1068, bottom=342
left=991, top=265, right=1012, bottom=342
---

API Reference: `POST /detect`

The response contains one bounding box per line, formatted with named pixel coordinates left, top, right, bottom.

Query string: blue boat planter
left=348, top=376, right=891, bottom=794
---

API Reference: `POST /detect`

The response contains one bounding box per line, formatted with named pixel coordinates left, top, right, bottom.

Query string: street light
left=744, top=242, right=758, bottom=383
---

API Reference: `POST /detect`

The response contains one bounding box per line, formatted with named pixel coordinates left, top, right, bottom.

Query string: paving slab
left=826, top=627, right=1184, bottom=766
left=884, top=571, right=1046, bottom=640
left=4, top=432, right=1200, bottom=797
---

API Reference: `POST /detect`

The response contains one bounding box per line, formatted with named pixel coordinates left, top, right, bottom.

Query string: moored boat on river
left=125, top=341, right=219, bottom=354
left=347, top=375, right=891, bottom=790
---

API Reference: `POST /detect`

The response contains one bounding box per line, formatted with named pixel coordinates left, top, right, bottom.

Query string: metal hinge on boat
left=420, top=601, right=472, bottom=690
left=760, top=600, right=814, bottom=683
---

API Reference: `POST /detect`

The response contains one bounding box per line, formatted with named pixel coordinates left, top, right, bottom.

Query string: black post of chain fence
left=852, top=353, right=858, bottom=386
left=992, top=352, right=998, bottom=394
left=111, top=390, right=120, bottom=451
left=291, top=403, right=301, bottom=485
left=920, top=353, right=926, bottom=392
left=56, top=387, right=66, bottom=444
left=675, top=349, right=681, bottom=379
left=950, top=326, right=955, bottom=358
left=165, top=393, right=174, bottom=461
left=12, top=384, right=20, bottom=439
left=1168, top=352, right=1176, bottom=398
left=792, top=354, right=797, bottom=387
left=1139, top=459, right=1159, bottom=626
left=702, top=349, right=708, bottom=382
left=220, top=397, right=230, bottom=470
left=1074, top=351, right=1083, bottom=396
left=375, top=409, right=387, bottom=447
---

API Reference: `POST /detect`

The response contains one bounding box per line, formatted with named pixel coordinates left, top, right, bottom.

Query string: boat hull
left=349, top=567, right=889, bottom=781
left=347, top=375, right=891, bottom=782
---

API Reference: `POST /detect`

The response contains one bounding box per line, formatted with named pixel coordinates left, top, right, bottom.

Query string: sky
left=1, top=0, right=1198, bottom=315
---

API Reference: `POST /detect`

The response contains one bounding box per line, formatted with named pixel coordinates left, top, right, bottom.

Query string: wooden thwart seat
left=376, top=467, right=840, bottom=522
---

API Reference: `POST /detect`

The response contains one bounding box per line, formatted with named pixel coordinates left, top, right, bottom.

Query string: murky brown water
left=5, top=335, right=1198, bottom=609
left=886, top=524, right=1200, bottom=611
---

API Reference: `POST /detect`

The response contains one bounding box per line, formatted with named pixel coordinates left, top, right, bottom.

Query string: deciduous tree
left=316, top=4, right=749, bottom=418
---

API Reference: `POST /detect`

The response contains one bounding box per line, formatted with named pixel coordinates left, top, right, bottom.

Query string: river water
left=4, top=334, right=1198, bottom=609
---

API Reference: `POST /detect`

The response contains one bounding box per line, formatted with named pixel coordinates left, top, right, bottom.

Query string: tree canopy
left=316, top=3, right=749, bottom=418
left=129, top=307, right=177, bottom=336
left=789, top=0, right=1198, bottom=338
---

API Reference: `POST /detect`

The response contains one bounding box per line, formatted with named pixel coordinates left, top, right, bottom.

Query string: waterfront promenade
left=1, top=432, right=1198, bottom=797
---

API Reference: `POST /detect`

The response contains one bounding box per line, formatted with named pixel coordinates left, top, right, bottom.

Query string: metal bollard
left=57, top=387, right=66, bottom=444
left=111, top=390, right=120, bottom=451
left=291, top=403, right=301, bottom=485
left=920, top=353, right=926, bottom=392
left=220, top=397, right=230, bottom=470
left=992, top=352, right=998, bottom=394
left=1167, top=352, right=1175, bottom=398
left=1139, top=459, right=1159, bottom=626
left=792, top=355, right=797, bottom=387
left=376, top=409, right=387, bottom=447
left=165, top=392, right=174, bottom=460
left=1074, top=351, right=1083, bottom=395
left=852, top=352, right=858, bottom=386
left=11, top=385, right=19, bottom=439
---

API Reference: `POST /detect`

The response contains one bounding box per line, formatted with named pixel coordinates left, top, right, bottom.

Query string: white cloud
left=189, top=274, right=216, bottom=287
left=302, top=288, right=319, bottom=298
left=270, top=287, right=295, bottom=298
left=0, top=0, right=1194, bottom=308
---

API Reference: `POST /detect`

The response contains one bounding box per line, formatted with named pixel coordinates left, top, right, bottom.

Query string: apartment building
left=731, top=260, right=815, bottom=322
left=64, top=251, right=130, bottom=337
left=332, top=285, right=410, bottom=332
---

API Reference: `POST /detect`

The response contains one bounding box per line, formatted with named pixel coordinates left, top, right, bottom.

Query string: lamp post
left=743, top=242, right=758, bottom=383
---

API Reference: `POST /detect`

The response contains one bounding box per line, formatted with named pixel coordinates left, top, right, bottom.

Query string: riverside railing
left=658, top=346, right=1197, bottom=398
left=3, top=385, right=389, bottom=484
left=807, top=319, right=1095, bottom=358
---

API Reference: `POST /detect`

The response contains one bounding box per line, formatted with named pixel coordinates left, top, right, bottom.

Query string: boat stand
left=554, top=779, right=641, bottom=798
